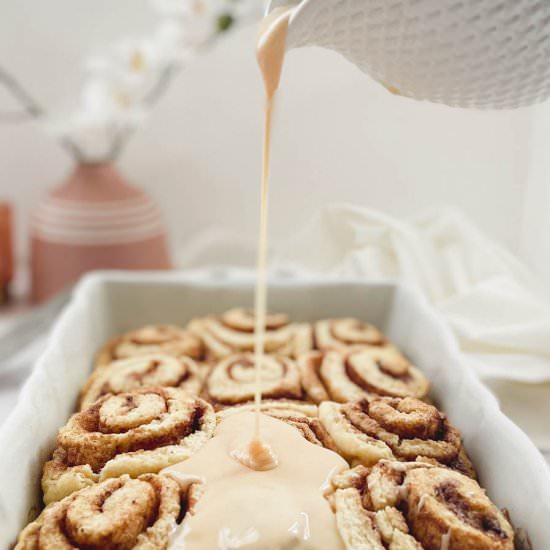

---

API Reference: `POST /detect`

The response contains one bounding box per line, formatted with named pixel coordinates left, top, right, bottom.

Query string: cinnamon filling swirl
left=405, top=468, right=514, bottom=549
left=327, top=461, right=515, bottom=550
left=314, top=318, right=386, bottom=353
left=206, top=353, right=303, bottom=405
left=345, top=349, right=429, bottom=399
left=79, top=354, right=207, bottom=410
left=41, top=389, right=215, bottom=504
left=96, top=324, right=203, bottom=367
left=221, top=307, right=289, bottom=332
left=271, top=410, right=337, bottom=450
left=435, top=482, right=507, bottom=538
left=12, top=309, right=527, bottom=549
left=319, top=397, right=475, bottom=476
left=15, top=474, right=187, bottom=550
left=188, top=308, right=312, bottom=360
left=299, top=349, right=430, bottom=403
left=217, top=400, right=337, bottom=450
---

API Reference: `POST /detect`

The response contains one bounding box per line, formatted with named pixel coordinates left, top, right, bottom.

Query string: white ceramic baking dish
left=0, top=269, right=549, bottom=548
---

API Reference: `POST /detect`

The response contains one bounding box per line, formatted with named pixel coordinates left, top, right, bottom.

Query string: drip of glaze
left=440, top=529, right=452, bottom=550
left=231, top=436, right=279, bottom=471
left=417, top=493, right=427, bottom=513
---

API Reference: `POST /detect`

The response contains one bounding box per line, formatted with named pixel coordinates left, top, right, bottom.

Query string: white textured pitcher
left=269, top=0, right=550, bottom=109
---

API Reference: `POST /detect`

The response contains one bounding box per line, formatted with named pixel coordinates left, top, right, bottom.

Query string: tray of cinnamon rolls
left=1, top=270, right=548, bottom=549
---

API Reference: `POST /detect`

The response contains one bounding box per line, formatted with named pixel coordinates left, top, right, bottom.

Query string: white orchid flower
left=48, top=77, right=146, bottom=160
left=12, top=0, right=261, bottom=162
left=149, top=0, right=260, bottom=46
left=80, top=78, right=145, bottom=122
left=153, top=19, right=194, bottom=63
left=152, top=0, right=260, bottom=21
left=87, top=41, right=167, bottom=98
left=150, top=0, right=214, bottom=18
left=0, top=0, right=260, bottom=162
left=150, top=0, right=218, bottom=45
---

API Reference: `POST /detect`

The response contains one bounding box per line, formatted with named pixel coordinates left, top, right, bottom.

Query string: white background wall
left=0, top=0, right=546, bottom=281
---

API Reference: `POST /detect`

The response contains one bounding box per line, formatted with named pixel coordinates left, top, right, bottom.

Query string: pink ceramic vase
left=30, top=163, right=172, bottom=302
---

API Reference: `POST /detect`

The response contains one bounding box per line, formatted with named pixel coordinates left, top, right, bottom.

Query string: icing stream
left=164, top=8, right=348, bottom=549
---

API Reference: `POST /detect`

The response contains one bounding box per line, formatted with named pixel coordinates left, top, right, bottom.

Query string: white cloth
left=277, top=204, right=550, bottom=382
left=178, top=204, right=550, bottom=383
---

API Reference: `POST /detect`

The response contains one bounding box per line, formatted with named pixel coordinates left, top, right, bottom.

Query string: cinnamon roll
left=314, top=318, right=386, bottom=353
left=217, top=400, right=336, bottom=450
left=319, top=397, right=475, bottom=476
left=328, top=460, right=515, bottom=550
left=216, top=399, right=319, bottom=419
left=15, top=473, right=188, bottom=550
left=206, top=353, right=303, bottom=406
left=79, top=353, right=207, bottom=410
left=188, top=307, right=312, bottom=360
left=95, top=324, right=203, bottom=367
left=299, top=349, right=430, bottom=403
left=42, top=388, right=215, bottom=504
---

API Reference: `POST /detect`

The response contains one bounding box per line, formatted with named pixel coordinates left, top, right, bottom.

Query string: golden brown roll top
left=314, top=318, right=386, bottom=353
left=95, top=324, right=203, bottom=367
left=13, top=309, right=525, bottom=550
left=405, top=467, right=513, bottom=550
left=206, top=353, right=303, bottom=405
left=188, top=307, right=312, bottom=360
left=42, top=388, right=215, bottom=504
left=329, top=460, right=515, bottom=550
left=216, top=398, right=320, bottom=419
left=299, top=348, right=430, bottom=403
left=15, top=474, right=187, bottom=550
left=318, top=397, right=475, bottom=476
left=217, top=400, right=337, bottom=450
left=79, top=353, right=207, bottom=410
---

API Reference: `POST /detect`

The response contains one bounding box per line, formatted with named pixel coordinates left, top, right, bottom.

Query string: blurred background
left=1, top=0, right=550, bottom=288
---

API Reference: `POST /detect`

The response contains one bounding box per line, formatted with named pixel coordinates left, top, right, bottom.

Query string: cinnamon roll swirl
left=328, top=460, right=514, bottom=550
left=42, top=388, right=215, bottom=504
left=188, top=307, right=312, bottom=360
left=79, top=353, right=207, bottom=410
left=217, top=400, right=336, bottom=450
left=216, top=399, right=319, bottom=419
left=314, top=318, right=386, bottom=353
left=206, top=353, right=303, bottom=406
left=15, top=473, right=188, bottom=550
left=319, top=397, right=475, bottom=476
left=266, top=408, right=337, bottom=450
left=95, top=324, right=203, bottom=367
left=299, top=349, right=430, bottom=403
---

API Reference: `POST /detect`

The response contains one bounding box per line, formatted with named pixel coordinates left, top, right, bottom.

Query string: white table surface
left=0, top=305, right=548, bottom=467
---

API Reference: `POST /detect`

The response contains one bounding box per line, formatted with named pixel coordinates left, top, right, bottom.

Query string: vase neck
left=51, top=163, right=142, bottom=201
left=71, top=162, right=119, bottom=182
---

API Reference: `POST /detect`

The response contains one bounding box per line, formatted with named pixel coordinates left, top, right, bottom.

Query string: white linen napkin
left=276, top=204, right=550, bottom=383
